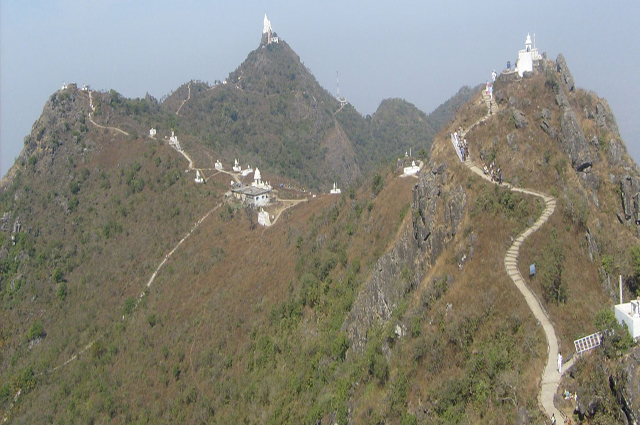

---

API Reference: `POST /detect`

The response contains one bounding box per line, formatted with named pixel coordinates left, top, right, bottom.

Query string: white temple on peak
left=263, top=14, right=279, bottom=44
left=232, top=159, right=242, bottom=173
left=515, top=33, right=542, bottom=77
left=330, top=182, right=341, bottom=195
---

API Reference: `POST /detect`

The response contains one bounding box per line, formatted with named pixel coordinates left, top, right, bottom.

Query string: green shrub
left=122, top=297, right=136, bottom=316
left=56, top=282, right=67, bottom=301
left=372, top=173, right=384, bottom=196
left=27, top=321, right=45, bottom=341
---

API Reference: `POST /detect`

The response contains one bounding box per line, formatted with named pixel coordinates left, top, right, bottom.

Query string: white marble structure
left=263, top=14, right=278, bottom=44
left=516, top=34, right=542, bottom=77
left=149, top=128, right=157, bottom=137
left=615, top=301, right=640, bottom=339
left=215, top=160, right=223, bottom=170
left=168, top=130, right=182, bottom=151
left=241, top=165, right=253, bottom=177
left=258, top=208, right=272, bottom=226
left=251, top=168, right=272, bottom=190
left=194, top=170, right=204, bottom=183
left=330, top=182, right=341, bottom=195
left=232, top=159, right=242, bottom=173
left=403, top=160, right=421, bottom=176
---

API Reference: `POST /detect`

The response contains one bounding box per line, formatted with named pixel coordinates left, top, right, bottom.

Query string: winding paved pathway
left=458, top=90, right=568, bottom=422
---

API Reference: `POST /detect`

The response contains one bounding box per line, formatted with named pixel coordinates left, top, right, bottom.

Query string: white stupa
left=330, top=182, right=341, bottom=194
left=194, top=170, right=204, bottom=183
left=215, top=160, right=223, bottom=170
left=233, top=159, right=242, bottom=173
left=251, top=168, right=271, bottom=190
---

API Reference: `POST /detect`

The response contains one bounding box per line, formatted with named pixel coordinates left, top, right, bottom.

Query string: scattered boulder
left=556, top=53, right=575, bottom=92
left=508, top=97, right=519, bottom=108
left=511, top=109, right=528, bottom=129
left=540, top=120, right=557, bottom=139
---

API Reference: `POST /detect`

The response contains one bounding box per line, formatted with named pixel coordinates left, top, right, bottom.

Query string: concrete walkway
left=458, top=90, right=569, bottom=422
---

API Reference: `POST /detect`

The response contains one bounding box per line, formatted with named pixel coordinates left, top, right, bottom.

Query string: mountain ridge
left=3, top=34, right=640, bottom=424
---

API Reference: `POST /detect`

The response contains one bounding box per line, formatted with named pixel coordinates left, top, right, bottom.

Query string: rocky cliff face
left=412, top=162, right=466, bottom=264
left=343, top=161, right=467, bottom=352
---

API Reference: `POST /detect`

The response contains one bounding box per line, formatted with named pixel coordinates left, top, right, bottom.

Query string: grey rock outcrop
left=613, top=347, right=640, bottom=424
left=342, top=228, right=424, bottom=352
left=556, top=54, right=575, bottom=92
left=559, top=109, right=592, bottom=171
left=620, top=176, right=640, bottom=223
left=511, top=109, right=528, bottom=129
left=540, top=120, right=557, bottom=140
left=595, top=101, right=621, bottom=138
left=609, top=139, right=625, bottom=165
left=412, top=163, right=466, bottom=265
left=343, top=162, right=466, bottom=352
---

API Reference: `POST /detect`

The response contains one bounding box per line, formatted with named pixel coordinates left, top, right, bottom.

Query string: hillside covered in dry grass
left=1, top=35, right=640, bottom=425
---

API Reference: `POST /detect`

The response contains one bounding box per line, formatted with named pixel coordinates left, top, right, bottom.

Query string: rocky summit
left=1, top=29, right=640, bottom=425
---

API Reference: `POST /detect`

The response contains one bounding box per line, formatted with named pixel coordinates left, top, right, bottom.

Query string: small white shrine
left=61, top=82, right=68, bottom=90
left=232, top=159, right=242, bottom=173
left=194, top=170, right=204, bottom=183
left=330, top=182, right=341, bottom=195
left=403, top=160, right=421, bottom=176
left=82, top=84, right=89, bottom=91
left=258, top=208, right=272, bottom=227
left=149, top=128, right=157, bottom=137
left=215, top=160, right=223, bottom=170
left=515, top=34, right=542, bottom=77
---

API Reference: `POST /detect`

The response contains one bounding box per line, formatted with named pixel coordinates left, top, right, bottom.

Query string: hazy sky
left=2, top=1, right=639, bottom=177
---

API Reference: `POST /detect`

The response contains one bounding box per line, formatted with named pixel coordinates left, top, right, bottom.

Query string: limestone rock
left=342, top=229, right=423, bottom=352
left=595, top=101, right=621, bottom=138
left=609, top=139, right=625, bottom=165
left=559, top=109, right=592, bottom=171
left=508, top=97, right=519, bottom=108
left=555, top=86, right=571, bottom=109
left=540, top=120, right=557, bottom=140
left=620, top=176, right=640, bottom=223
left=556, top=53, right=575, bottom=92
left=511, top=109, right=528, bottom=129
left=613, top=347, right=640, bottom=424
